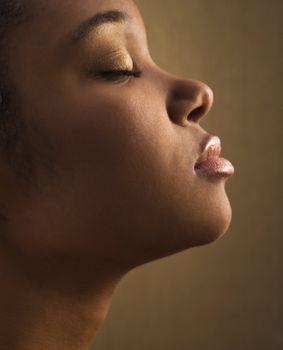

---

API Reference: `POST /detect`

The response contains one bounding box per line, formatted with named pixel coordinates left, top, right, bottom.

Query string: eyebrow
left=70, top=10, right=129, bottom=44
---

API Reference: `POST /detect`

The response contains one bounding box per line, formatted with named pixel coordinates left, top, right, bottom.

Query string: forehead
left=31, top=0, right=145, bottom=43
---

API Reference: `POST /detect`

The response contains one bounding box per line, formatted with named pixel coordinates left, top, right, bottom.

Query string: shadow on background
left=93, top=1, right=282, bottom=349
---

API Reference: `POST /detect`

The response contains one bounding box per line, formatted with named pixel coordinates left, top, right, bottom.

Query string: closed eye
left=99, top=69, right=142, bottom=79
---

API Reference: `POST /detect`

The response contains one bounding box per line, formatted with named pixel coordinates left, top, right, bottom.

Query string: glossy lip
left=194, top=135, right=235, bottom=178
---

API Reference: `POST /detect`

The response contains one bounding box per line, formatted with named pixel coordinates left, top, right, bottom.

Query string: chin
left=193, top=196, right=232, bottom=247
left=135, top=198, right=232, bottom=267
left=120, top=182, right=233, bottom=267
left=159, top=185, right=233, bottom=258
left=194, top=196, right=233, bottom=251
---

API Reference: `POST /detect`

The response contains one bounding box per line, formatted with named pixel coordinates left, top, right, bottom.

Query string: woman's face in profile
left=4, top=0, right=233, bottom=266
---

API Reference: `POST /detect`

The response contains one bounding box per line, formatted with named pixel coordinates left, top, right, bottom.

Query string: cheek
left=46, top=86, right=172, bottom=178
left=20, top=87, right=180, bottom=257
left=25, top=82, right=179, bottom=217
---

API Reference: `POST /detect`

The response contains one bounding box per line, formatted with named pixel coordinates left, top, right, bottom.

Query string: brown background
left=92, top=1, right=282, bottom=349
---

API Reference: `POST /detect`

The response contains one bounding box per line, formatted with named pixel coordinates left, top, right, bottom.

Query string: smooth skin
left=0, top=0, right=233, bottom=349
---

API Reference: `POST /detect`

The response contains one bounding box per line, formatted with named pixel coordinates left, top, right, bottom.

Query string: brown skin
left=0, top=0, right=233, bottom=349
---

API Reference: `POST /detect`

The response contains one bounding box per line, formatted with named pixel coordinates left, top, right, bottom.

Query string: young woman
left=0, top=0, right=234, bottom=349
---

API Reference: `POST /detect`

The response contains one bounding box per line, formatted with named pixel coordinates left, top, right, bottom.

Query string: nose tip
left=188, top=81, right=214, bottom=123
left=167, top=78, right=214, bottom=126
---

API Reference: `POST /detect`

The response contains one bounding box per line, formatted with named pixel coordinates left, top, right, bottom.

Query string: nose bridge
left=162, top=70, right=214, bottom=126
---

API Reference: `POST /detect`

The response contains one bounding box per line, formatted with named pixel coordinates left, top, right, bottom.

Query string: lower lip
left=194, top=156, right=235, bottom=178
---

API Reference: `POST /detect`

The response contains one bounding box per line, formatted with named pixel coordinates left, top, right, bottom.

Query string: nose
left=166, top=76, right=214, bottom=126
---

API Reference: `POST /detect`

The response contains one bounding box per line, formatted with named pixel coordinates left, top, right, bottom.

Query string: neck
left=0, top=246, right=128, bottom=350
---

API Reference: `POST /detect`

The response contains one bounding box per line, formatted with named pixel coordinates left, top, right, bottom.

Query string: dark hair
left=0, top=0, right=32, bottom=172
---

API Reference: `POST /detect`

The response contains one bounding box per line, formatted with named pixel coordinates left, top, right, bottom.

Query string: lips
left=194, top=135, right=235, bottom=178
left=196, top=136, right=222, bottom=164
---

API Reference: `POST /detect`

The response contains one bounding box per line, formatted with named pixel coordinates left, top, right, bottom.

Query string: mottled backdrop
left=93, top=1, right=282, bottom=349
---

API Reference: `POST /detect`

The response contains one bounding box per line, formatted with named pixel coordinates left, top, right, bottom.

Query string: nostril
left=188, top=105, right=206, bottom=122
left=166, top=75, right=214, bottom=126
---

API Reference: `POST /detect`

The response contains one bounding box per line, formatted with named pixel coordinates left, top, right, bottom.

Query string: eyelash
left=99, top=69, right=143, bottom=80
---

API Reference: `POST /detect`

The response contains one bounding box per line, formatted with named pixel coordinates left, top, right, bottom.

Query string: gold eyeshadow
left=92, top=48, right=133, bottom=71
left=80, top=25, right=133, bottom=71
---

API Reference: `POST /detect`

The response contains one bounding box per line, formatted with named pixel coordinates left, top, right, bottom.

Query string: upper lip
left=195, top=135, right=222, bottom=166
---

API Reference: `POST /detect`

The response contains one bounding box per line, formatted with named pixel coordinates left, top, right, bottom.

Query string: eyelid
left=94, top=47, right=133, bottom=68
